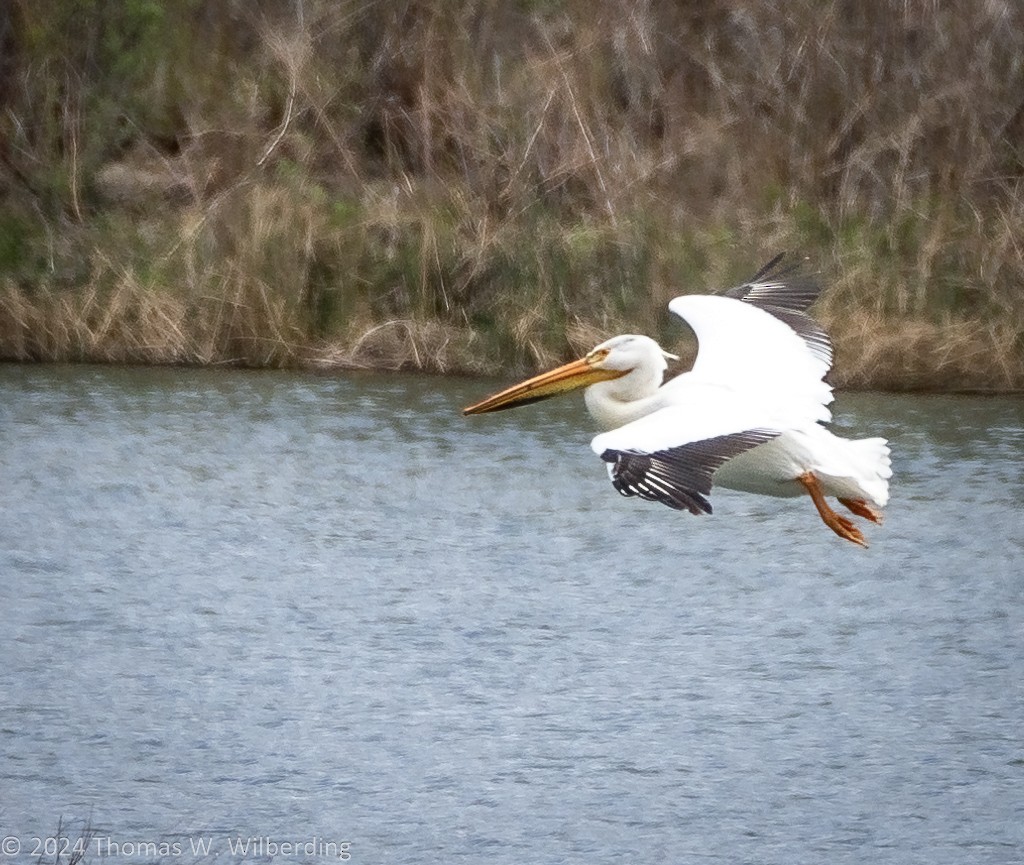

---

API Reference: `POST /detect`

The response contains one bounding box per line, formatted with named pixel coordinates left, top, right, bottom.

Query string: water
left=1, top=365, right=1022, bottom=865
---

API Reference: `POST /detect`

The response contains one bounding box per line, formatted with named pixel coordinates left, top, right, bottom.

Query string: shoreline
left=3, top=315, right=1022, bottom=395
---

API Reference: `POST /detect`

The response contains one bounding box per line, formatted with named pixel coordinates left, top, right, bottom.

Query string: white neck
left=583, top=367, right=668, bottom=430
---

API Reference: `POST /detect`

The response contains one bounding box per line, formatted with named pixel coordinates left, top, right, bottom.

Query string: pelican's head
left=589, top=334, right=678, bottom=375
left=462, top=334, right=678, bottom=415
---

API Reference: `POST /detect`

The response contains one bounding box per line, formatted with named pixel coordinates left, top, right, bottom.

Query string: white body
left=713, top=424, right=891, bottom=505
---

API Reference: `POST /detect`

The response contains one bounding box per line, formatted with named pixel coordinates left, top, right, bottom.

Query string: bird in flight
left=463, top=254, right=891, bottom=546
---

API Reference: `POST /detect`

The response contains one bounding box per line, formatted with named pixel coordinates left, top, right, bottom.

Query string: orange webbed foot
left=798, top=472, right=869, bottom=548
left=838, top=497, right=884, bottom=525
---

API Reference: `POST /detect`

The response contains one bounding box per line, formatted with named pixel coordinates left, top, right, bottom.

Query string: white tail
left=822, top=436, right=892, bottom=507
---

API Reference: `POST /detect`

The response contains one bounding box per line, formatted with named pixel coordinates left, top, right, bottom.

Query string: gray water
left=1, top=365, right=1022, bottom=865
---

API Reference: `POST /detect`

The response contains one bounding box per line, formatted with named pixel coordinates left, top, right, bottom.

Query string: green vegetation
left=2, top=0, right=1024, bottom=389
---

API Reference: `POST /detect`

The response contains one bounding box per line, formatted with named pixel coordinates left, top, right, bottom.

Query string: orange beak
left=462, top=354, right=627, bottom=415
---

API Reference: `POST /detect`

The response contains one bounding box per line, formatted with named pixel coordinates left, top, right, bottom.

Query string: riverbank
left=3, top=253, right=1022, bottom=394
left=2, top=2, right=1023, bottom=391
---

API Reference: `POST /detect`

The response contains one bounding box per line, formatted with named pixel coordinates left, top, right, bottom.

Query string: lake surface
left=1, top=365, right=1022, bottom=865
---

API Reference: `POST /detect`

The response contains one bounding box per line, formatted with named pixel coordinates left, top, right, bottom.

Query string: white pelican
left=463, top=254, right=891, bottom=546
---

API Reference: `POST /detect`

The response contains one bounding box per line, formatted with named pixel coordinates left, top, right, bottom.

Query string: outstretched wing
left=666, top=254, right=833, bottom=421
left=591, top=387, right=782, bottom=515
left=598, top=429, right=779, bottom=515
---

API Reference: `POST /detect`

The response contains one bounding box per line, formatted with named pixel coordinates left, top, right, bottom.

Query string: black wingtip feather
left=747, top=251, right=787, bottom=283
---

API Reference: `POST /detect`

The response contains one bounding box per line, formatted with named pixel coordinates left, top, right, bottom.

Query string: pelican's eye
left=586, top=348, right=611, bottom=366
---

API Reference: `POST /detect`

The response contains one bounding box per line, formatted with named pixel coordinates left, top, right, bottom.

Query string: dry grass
left=1, top=0, right=1024, bottom=388
left=0, top=265, right=305, bottom=367
left=826, top=310, right=1024, bottom=393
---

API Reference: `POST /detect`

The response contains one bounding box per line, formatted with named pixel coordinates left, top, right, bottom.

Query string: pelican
left=462, top=254, right=891, bottom=546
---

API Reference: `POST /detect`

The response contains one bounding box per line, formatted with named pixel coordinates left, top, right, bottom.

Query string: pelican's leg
left=838, top=497, right=884, bottom=525
left=797, top=472, right=867, bottom=547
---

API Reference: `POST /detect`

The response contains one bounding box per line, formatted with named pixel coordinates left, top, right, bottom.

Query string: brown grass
left=1, top=0, right=1023, bottom=388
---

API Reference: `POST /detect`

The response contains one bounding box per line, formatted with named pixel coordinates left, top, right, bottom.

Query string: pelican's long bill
left=462, top=353, right=627, bottom=415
